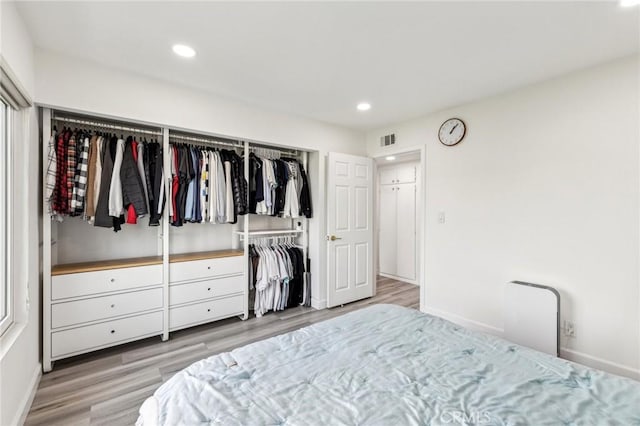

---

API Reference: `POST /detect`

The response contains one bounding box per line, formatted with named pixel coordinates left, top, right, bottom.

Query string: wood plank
left=52, top=256, right=163, bottom=275
left=51, top=249, right=244, bottom=275
left=169, top=249, right=243, bottom=263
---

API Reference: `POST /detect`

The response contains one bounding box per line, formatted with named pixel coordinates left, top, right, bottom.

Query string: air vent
left=380, top=133, right=396, bottom=147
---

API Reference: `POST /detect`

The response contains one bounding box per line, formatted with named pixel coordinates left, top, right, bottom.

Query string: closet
left=378, top=161, right=418, bottom=282
left=42, top=109, right=311, bottom=372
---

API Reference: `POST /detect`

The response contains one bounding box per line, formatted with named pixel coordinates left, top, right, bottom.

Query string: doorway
left=374, top=149, right=424, bottom=306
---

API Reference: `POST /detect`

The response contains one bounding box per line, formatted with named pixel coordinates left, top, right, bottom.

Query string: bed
left=137, top=304, right=640, bottom=425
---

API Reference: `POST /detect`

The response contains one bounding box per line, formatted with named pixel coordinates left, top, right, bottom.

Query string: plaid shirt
left=71, top=135, right=90, bottom=215
left=45, top=132, right=57, bottom=213
left=66, top=133, right=76, bottom=215
left=52, top=131, right=69, bottom=214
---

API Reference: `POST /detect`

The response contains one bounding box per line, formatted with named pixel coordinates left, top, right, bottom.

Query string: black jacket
left=94, top=136, right=125, bottom=231
left=143, top=142, right=164, bottom=226
left=121, top=137, right=148, bottom=218
left=299, top=163, right=312, bottom=218
left=222, top=149, right=248, bottom=221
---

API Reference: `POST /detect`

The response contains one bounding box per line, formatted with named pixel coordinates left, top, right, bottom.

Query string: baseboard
left=422, top=305, right=640, bottom=381
left=378, top=273, right=418, bottom=286
left=311, top=297, right=327, bottom=310
left=422, top=305, right=504, bottom=337
left=560, top=348, right=640, bottom=381
left=12, top=362, right=41, bottom=426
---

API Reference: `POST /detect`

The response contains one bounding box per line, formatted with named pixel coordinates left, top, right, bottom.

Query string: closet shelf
left=235, top=229, right=304, bottom=236
left=52, top=249, right=245, bottom=275
left=52, top=256, right=163, bottom=276
left=169, top=249, right=243, bottom=263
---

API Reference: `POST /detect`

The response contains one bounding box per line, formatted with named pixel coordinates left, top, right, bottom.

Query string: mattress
left=137, top=304, right=640, bottom=425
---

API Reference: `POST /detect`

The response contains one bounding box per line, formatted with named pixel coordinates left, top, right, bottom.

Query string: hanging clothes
left=147, top=142, right=164, bottom=226
left=248, top=152, right=312, bottom=219
left=299, top=162, right=312, bottom=219
left=249, top=242, right=306, bottom=317
left=71, top=134, right=90, bottom=215
left=214, top=150, right=227, bottom=223
left=84, top=135, right=98, bottom=220
left=200, top=150, right=208, bottom=223
left=136, top=140, right=150, bottom=215
left=108, top=138, right=125, bottom=217
left=47, top=126, right=164, bottom=231
left=166, top=143, right=247, bottom=226
left=45, top=130, right=58, bottom=215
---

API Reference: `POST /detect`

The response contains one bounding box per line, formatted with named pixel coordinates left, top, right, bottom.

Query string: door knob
left=327, top=235, right=342, bottom=241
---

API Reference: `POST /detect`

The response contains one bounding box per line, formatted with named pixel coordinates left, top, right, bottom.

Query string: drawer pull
left=207, top=308, right=211, bottom=312
left=110, top=278, right=115, bottom=283
left=207, top=266, right=211, bottom=270
left=207, top=287, right=211, bottom=291
left=110, top=329, right=115, bottom=334
left=110, top=304, right=115, bottom=308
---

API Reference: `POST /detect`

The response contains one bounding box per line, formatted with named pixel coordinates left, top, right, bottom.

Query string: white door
left=327, top=153, right=374, bottom=307
left=395, top=183, right=416, bottom=280
left=378, top=167, right=397, bottom=185
left=378, top=185, right=397, bottom=276
left=396, top=163, right=416, bottom=184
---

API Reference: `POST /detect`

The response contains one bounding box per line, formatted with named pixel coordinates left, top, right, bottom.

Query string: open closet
left=42, top=109, right=311, bottom=372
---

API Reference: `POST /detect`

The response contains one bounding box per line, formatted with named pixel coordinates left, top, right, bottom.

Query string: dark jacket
left=222, top=149, right=248, bottom=221
left=94, top=136, right=125, bottom=231
left=121, top=137, right=148, bottom=218
left=142, top=141, right=163, bottom=226
left=299, top=163, right=312, bottom=218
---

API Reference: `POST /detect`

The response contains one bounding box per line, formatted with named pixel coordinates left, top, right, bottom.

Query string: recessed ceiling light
left=172, top=44, right=196, bottom=58
left=621, top=0, right=640, bottom=6
left=357, top=102, right=371, bottom=111
left=385, top=156, right=396, bottom=161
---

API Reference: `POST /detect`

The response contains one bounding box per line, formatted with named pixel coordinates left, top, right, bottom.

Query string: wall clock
left=438, top=118, right=466, bottom=146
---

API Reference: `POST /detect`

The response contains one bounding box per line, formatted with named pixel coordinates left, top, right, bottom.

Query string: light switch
left=438, top=211, right=446, bottom=224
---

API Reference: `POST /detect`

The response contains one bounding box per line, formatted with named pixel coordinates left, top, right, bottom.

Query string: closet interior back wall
left=169, top=224, right=238, bottom=254
left=53, top=217, right=161, bottom=263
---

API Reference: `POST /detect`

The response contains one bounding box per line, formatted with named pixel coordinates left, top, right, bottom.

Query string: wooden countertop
left=169, top=249, right=243, bottom=263
left=52, top=249, right=243, bottom=276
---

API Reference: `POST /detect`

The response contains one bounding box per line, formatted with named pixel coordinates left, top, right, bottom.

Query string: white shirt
left=108, top=139, right=125, bottom=217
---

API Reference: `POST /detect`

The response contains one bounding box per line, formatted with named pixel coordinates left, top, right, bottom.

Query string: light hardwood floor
left=25, top=277, right=419, bottom=425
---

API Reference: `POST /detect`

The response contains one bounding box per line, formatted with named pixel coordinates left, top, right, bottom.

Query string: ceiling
left=15, top=1, right=640, bottom=130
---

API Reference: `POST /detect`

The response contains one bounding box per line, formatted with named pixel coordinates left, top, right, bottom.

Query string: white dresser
left=45, top=250, right=245, bottom=371
left=49, top=258, right=164, bottom=361
left=168, top=251, right=245, bottom=331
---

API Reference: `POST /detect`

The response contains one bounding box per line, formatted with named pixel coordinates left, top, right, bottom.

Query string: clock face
left=438, top=118, right=466, bottom=146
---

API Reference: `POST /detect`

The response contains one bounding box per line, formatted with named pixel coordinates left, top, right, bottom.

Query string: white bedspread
left=138, top=304, right=640, bottom=425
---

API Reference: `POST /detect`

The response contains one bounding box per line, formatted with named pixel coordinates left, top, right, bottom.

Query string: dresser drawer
left=51, top=311, right=163, bottom=358
left=169, top=256, right=243, bottom=283
left=170, top=276, right=243, bottom=307
left=52, top=265, right=162, bottom=300
left=170, top=295, right=243, bottom=331
left=51, top=288, right=163, bottom=329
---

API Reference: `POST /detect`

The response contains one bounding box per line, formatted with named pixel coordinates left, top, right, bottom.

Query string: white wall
left=35, top=49, right=364, bottom=155
left=0, top=2, right=41, bottom=425
left=35, top=48, right=366, bottom=311
left=367, top=56, right=640, bottom=379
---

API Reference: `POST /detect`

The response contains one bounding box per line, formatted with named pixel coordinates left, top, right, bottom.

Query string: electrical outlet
left=563, top=320, right=576, bottom=338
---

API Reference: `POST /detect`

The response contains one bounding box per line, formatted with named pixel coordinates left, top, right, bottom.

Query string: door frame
left=372, top=145, right=426, bottom=311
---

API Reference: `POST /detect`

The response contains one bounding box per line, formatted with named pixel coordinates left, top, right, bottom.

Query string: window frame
left=0, top=96, right=12, bottom=336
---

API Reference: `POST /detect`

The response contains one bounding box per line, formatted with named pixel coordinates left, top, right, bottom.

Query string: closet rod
left=169, top=134, right=243, bottom=149
left=52, top=116, right=162, bottom=136
left=249, top=145, right=300, bottom=157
